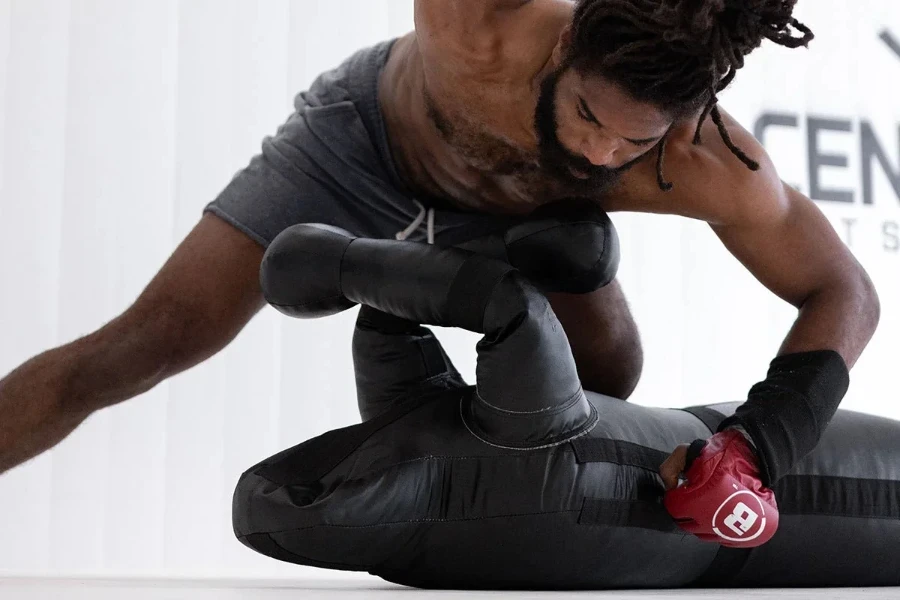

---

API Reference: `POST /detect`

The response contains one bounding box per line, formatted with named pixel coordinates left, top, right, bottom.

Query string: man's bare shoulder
left=612, top=109, right=787, bottom=225
left=415, top=0, right=569, bottom=76
left=684, top=108, right=787, bottom=226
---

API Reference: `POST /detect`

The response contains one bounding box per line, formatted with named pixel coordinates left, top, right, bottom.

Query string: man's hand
left=659, top=442, right=691, bottom=491
left=661, top=430, right=780, bottom=548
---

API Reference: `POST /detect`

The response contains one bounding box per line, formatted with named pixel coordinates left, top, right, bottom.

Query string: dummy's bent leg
left=457, top=200, right=634, bottom=397
left=353, top=306, right=466, bottom=421
left=261, top=225, right=598, bottom=449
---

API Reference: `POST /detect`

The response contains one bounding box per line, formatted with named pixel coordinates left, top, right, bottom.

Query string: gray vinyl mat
left=1, top=578, right=898, bottom=600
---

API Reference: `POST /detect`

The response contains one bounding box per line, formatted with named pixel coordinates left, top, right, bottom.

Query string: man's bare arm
left=659, top=120, right=879, bottom=488
left=711, top=159, right=879, bottom=369
left=0, top=213, right=266, bottom=474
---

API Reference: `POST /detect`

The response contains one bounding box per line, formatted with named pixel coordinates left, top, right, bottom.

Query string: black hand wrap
left=717, top=350, right=850, bottom=487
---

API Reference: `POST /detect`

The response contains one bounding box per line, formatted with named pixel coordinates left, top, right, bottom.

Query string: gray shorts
left=205, top=39, right=511, bottom=248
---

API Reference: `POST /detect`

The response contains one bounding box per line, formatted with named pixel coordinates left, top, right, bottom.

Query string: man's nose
left=579, top=135, right=619, bottom=166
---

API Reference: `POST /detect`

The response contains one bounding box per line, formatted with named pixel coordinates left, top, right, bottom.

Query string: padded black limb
left=499, top=200, right=620, bottom=294
left=261, top=224, right=596, bottom=449
left=352, top=305, right=468, bottom=421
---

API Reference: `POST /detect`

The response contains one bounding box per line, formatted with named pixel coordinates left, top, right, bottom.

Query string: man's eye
left=577, top=105, right=591, bottom=122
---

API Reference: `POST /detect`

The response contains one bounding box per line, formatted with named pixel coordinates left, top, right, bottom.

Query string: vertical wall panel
left=0, top=0, right=71, bottom=574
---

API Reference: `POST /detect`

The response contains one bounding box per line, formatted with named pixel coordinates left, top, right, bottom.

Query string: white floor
left=1, top=578, right=898, bottom=600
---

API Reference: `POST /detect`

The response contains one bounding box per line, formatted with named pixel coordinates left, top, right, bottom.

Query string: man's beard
left=534, top=67, right=639, bottom=197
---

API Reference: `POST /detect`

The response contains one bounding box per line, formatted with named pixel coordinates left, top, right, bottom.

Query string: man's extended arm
left=0, top=214, right=266, bottom=475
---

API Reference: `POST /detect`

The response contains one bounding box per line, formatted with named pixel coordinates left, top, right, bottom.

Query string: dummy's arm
left=261, top=204, right=619, bottom=449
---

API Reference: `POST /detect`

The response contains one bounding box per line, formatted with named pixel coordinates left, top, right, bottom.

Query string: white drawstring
left=395, top=199, right=435, bottom=244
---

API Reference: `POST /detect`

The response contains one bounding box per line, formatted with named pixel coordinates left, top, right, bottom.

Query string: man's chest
left=419, top=78, right=609, bottom=210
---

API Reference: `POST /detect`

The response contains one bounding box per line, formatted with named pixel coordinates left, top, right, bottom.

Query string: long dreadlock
left=568, top=0, right=814, bottom=190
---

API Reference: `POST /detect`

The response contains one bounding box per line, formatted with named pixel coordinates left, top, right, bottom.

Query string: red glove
left=663, top=429, right=779, bottom=548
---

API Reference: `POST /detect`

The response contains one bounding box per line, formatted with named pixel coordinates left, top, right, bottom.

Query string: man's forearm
left=0, top=313, right=171, bottom=475
left=546, top=284, right=643, bottom=399
left=777, top=277, right=880, bottom=369
left=0, top=344, right=90, bottom=474
left=717, top=279, right=878, bottom=485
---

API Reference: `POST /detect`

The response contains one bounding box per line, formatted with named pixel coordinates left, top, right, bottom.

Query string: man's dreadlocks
left=568, top=0, right=814, bottom=190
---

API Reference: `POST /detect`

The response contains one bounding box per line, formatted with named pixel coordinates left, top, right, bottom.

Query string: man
left=0, top=0, right=879, bottom=486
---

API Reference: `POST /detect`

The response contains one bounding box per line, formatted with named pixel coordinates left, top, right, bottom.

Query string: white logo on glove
left=723, top=501, right=759, bottom=536
left=712, top=491, right=767, bottom=543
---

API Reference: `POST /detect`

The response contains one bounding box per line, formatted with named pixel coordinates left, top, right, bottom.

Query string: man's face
left=535, top=66, right=673, bottom=193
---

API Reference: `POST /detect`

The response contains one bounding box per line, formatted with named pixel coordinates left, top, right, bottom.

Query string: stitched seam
left=270, top=298, right=344, bottom=309
left=477, top=265, right=518, bottom=332
left=460, top=399, right=599, bottom=450
left=318, top=447, right=578, bottom=488
left=781, top=510, right=898, bottom=520
left=337, top=237, right=357, bottom=299
left=261, top=446, right=573, bottom=489
left=239, top=533, right=368, bottom=570
left=473, top=386, right=586, bottom=415
left=250, top=508, right=583, bottom=536
left=509, top=220, right=604, bottom=245
left=375, top=451, right=576, bottom=472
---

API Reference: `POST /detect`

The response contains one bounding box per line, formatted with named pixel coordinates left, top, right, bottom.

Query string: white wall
left=0, top=0, right=897, bottom=579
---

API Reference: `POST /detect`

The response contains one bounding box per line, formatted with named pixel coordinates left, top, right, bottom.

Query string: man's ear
left=551, top=25, right=573, bottom=67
